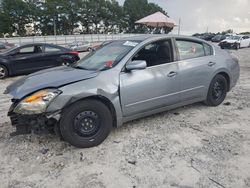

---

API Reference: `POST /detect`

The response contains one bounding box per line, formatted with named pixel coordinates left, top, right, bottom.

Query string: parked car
left=219, top=35, right=250, bottom=49
left=5, top=35, right=240, bottom=148
left=211, top=35, right=226, bottom=42
left=68, top=41, right=92, bottom=52
left=201, top=34, right=216, bottom=41
left=212, top=34, right=235, bottom=43
left=0, top=43, right=80, bottom=79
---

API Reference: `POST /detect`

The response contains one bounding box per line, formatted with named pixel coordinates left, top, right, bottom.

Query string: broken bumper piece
left=8, top=113, right=59, bottom=136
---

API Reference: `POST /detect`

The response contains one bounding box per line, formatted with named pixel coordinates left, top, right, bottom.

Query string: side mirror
left=126, top=60, right=147, bottom=71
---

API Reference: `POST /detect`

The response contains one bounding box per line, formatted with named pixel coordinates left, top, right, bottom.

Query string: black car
left=0, top=43, right=80, bottom=79
left=201, top=34, right=216, bottom=41
left=211, top=35, right=227, bottom=42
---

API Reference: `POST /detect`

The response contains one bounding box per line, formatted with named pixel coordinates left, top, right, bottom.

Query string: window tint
left=45, top=46, right=61, bottom=52
left=204, top=43, right=213, bottom=56
left=243, top=36, right=249, bottom=39
left=19, top=46, right=34, bottom=53
left=132, top=40, right=173, bottom=67
left=176, top=40, right=205, bottom=60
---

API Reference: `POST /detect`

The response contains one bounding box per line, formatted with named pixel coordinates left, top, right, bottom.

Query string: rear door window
left=176, top=40, right=205, bottom=60
left=204, top=43, right=213, bottom=56
left=19, top=46, right=35, bottom=54
left=45, top=46, right=62, bottom=52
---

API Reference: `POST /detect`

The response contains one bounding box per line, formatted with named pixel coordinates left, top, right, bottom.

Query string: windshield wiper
left=73, top=65, right=89, bottom=70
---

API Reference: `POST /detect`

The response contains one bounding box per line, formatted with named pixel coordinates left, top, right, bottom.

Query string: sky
left=118, top=0, right=250, bottom=35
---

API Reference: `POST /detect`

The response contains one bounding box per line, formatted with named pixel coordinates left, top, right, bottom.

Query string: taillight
left=69, top=51, right=79, bottom=56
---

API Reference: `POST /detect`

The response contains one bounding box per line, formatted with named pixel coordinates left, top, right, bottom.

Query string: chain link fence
left=0, top=33, right=142, bottom=46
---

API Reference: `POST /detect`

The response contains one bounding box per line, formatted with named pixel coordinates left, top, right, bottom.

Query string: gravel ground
left=0, top=49, right=250, bottom=188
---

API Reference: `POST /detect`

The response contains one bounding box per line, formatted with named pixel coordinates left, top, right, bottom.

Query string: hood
left=4, top=66, right=99, bottom=99
left=221, top=39, right=239, bottom=43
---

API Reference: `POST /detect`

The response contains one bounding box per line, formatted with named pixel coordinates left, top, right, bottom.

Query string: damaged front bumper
left=8, top=102, right=61, bottom=136
left=219, top=42, right=238, bottom=49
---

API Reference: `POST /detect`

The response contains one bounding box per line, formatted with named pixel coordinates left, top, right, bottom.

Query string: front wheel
left=205, top=74, right=228, bottom=106
left=235, top=43, right=240, bottom=50
left=0, top=65, right=8, bottom=79
left=60, top=100, right=112, bottom=148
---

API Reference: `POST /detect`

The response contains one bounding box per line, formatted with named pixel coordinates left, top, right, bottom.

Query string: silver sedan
left=68, top=41, right=91, bottom=52
left=5, top=35, right=240, bottom=148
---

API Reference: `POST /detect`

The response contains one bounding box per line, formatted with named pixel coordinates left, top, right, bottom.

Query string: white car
left=219, top=35, right=250, bottom=49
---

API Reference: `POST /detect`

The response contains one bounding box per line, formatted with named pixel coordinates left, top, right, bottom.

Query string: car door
left=42, top=45, right=65, bottom=67
left=9, top=44, right=45, bottom=74
left=241, top=36, right=250, bottom=47
left=175, top=39, right=216, bottom=102
left=120, top=39, right=181, bottom=117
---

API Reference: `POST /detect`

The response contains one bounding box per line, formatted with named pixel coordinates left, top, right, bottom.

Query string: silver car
left=5, top=35, right=240, bottom=148
left=68, top=41, right=91, bottom=52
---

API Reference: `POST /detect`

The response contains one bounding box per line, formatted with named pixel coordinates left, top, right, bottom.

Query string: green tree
left=124, top=0, right=171, bottom=33
left=124, top=0, right=148, bottom=32
left=0, top=0, right=34, bottom=36
left=36, top=0, right=81, bottom=35
left=0, top=0, right=170, bottom=36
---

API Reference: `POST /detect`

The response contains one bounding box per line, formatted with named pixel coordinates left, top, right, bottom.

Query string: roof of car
left=120, top=34, right=207, bottom=43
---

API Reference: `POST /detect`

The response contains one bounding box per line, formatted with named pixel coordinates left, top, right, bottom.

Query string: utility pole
left=178, top=18, right=181, bottom=35
left=53, top=2, right=57, bottom=36
left=53, top=15, right=56, bottom=36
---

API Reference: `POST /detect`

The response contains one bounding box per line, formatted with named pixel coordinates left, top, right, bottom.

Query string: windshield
left=215, top=35, right=222, bottom=39
left=0, top=45, right=16, bottom=54
left=74, top=40, right=139, bottom=71
left=230, top=36, right=241, bottom=40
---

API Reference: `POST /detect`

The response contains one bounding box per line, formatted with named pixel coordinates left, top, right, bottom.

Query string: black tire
left=0, top=64, right=8, bottom=79
left=60, top=100, right=112, bottom=148
left=205, top=74, right=228, bottom=106
left=235, top=44, right=240, bottom=50
left=61, top=60, right=71, bottom=66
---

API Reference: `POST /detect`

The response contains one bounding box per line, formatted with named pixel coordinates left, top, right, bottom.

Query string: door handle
left=208, top=62, right=216, bottom=67
left=168, top=71, right=177, bottom=77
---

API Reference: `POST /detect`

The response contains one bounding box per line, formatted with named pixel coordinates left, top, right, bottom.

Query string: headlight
left=14, top=89, right=61, bottom=115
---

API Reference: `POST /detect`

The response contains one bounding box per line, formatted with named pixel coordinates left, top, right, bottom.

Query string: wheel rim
left=0, top=67, right=6, bottom=78
left=74, top=111, right=100, bottom=137
left=212, top=80, right=225, bottom=101
left=62, top=62, right=69, bottom=66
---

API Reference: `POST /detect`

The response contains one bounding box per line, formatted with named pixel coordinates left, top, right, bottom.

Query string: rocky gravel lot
left=0, top=48, right=250, bottom=188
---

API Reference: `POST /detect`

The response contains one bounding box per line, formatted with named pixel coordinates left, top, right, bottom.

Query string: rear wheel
left=0, top=65, right=8, bottom=79
left=205, top=74, right=228, bottom=106
left=61, top=60, right=71, bottom=66
left=60, top=100, right=112, bottom=148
